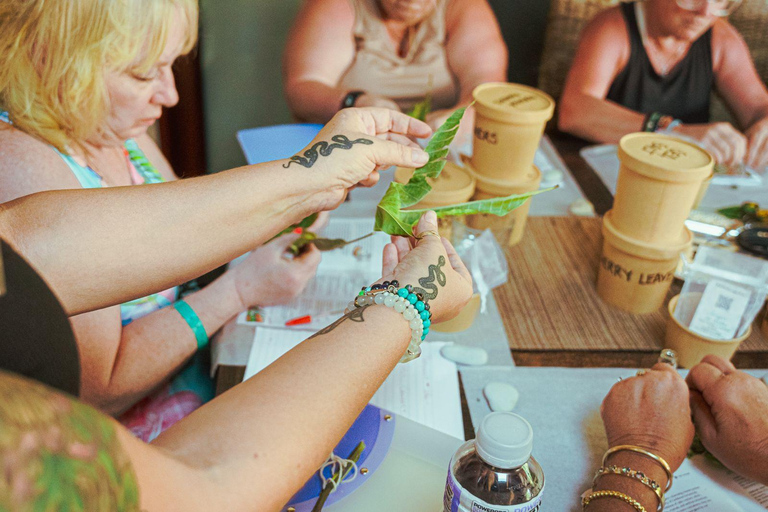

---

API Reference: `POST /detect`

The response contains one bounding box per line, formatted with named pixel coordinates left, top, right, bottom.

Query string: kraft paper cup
left=471, top=83, right=555, bottom=183
left=431, top=293, right=481, bottom=333
left=692, top=172, right=713, bottom=210
left=463, top=161, right=542, bottom=247
left=612, top=133, right=713, bottom=245
left=394, top=161, right=476, bottom=243
left=666, top=293, right=752, bottom=368
left=597, top=210, right=692, bottom=314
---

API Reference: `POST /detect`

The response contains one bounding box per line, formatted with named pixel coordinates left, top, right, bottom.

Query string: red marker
left=285, top=310, right=345, bottom=326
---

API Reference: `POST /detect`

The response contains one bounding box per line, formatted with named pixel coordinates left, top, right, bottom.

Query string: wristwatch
left=341, top=90, right=365, bottom=109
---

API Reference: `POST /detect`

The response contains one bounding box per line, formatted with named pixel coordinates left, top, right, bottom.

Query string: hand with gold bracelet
left=584, top=363, right=695, bottom=511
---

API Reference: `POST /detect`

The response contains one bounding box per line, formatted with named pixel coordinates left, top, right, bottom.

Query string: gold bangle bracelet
left=582, top=490, right=647, bottom=512
left=593, top=465, right=665, bottom=511
left=603, top=445, right=673, bottom=492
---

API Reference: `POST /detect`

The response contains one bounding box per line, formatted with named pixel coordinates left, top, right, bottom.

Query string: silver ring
left=616, top=377, right=623, bottom=383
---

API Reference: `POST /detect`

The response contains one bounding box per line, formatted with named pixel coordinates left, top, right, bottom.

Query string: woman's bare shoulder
left=583, top=5, right=628, bottom=42
left=0, top=125, right=82, bottom=202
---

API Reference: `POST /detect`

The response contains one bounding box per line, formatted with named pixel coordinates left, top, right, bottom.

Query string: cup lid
left=475, top=412, right=534, bottom=469
left=472, top=83, right=555, bottom=124
left=618, top=133, right=713, bottom=182
left=394, top=161, right=476, bottom=207
left=461, top=155, right=542, bottom=196
left=602, top=210, right=693, bottom=260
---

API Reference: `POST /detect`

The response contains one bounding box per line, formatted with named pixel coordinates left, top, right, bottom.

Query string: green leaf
left=270, top=213, right=319, bottom=243
left=716, top=206, right=744, bottom=219
left=377, top=106, right=467, bottom=222
left=407, top=93, right=432, bottom=122
left=288, top=231, right=317, bottom=255
left=376, top=187, right=556, bottom=236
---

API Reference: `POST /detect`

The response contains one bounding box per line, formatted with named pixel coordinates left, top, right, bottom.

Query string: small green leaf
left=716, top=206, right=743, bottom=219
left=270, top=213, right=319, bottom=243
left=288, top=232, right=317, bottom=255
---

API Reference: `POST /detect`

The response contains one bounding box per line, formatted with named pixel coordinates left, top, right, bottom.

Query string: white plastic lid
left=475, top=412, right=533, bottom=469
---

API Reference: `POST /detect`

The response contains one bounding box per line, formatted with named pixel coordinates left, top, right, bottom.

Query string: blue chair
left=236, top=123, right=323, bottom=165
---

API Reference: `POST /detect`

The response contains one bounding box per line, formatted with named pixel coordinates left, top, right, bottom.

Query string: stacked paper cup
left=596, top=133, right=713, bottom=313
left=464, top=83, right=555, bottom=247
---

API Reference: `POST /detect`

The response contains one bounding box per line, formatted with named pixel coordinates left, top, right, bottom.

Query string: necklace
left=635, top=3, right=689, bottom=77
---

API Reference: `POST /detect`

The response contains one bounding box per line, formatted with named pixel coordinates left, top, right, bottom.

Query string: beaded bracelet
left=582, top=490, right=647, bottom=512
left=593, top=466, right=664, bottom=511
left=345, top=280, right=432, bottom=363
left=603, top=446, right=673, bottom=492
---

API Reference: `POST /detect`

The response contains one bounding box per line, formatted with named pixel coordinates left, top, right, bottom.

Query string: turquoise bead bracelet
left=347, top=280, right=432, bottom=362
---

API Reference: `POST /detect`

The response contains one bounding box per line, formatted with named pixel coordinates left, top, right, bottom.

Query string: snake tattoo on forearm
left=282, top=134, right=374, bottom=168
left=413, top=255, right=447, bottom=301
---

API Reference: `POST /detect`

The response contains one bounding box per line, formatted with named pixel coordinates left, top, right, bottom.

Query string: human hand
left=378, top=211, right=472, bottom=323
left=687, top=355, right=768, bottom=484
left=354, top=93, right=401, bottom=112
left=745, top=116, right=768, bottom=171
left=674, top=122, right=747, bottom=167
left=297, top=108, right=432, bottom=211
left=601, top=363, right=694, bottom=472
left=228, top=233, right=321, bottom=308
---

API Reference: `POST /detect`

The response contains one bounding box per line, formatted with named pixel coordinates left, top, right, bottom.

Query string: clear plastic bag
left=676, top=246, right=768, bottom=339
left=451, top=221, right=509, bottom=313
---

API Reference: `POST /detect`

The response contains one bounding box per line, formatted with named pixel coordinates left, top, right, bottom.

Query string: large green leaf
left=376, top=106, right=467, bottom=221
left=374, top=105, right=557, bottom=236
left=376, top=187, right=557, bottom=237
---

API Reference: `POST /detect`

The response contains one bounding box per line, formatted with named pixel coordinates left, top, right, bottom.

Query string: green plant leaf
left=376, top=106, right=467, bottom=224
left=716, top=206, right=744, bottom=219
left=270, top=213, right=319, bottom=243
left=376, top=187, right=556, bottom=236
left=407, top=93, right=432, bottom=122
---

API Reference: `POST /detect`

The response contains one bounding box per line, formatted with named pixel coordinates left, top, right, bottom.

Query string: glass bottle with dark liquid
left=444, top=412, right=544, bottom=512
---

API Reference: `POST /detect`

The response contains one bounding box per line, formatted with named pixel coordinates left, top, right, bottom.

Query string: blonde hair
left=0, top=0, right=198, bottom=154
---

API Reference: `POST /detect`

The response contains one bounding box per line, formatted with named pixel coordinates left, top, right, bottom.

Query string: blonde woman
left=0, top=0, right=371, bottom=439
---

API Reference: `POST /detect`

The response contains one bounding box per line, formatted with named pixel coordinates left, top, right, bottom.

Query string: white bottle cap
left=475, top=412, right=533, bottom=469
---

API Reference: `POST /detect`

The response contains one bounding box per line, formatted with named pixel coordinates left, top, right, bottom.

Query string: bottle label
left=443, top=468, right=543, bottom=512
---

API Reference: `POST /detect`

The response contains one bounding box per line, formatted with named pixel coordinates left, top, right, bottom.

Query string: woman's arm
left=283, top=0, right=359, bottom=123
left=0, top=212, right=472, bottom=512
left=75, top=233, right=322, bottom=414
left=558, top=8, right=643, bottom=142
left=711, top=20, right=768, bottom=170
left=711, top=20, right=768, bottom=132
left=0, top=108, right=431, bottom=315
left=444, top=0, right=507, bottom=105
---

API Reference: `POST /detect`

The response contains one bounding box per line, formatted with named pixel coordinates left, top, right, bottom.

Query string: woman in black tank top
left=559, top=0, right=768, bottom=171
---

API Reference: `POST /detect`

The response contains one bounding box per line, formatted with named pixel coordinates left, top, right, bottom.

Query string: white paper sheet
left=244, top=329, right=464, bottom=439
left=666, top=456, right=768, bottom=511
left=235, top=218, right=389, bottom=329
left=459, top=366, right=768, bottom=511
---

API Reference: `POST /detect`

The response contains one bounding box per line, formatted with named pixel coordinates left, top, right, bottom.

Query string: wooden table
left=213, top=131, right=768, bottom=433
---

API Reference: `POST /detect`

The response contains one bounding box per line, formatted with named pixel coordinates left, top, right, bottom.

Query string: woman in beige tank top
left=284, top=0, right=507, bottom=131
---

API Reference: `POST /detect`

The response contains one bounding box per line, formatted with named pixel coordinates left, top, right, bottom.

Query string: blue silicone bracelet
left=173, top=300, right=209, bottom=350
